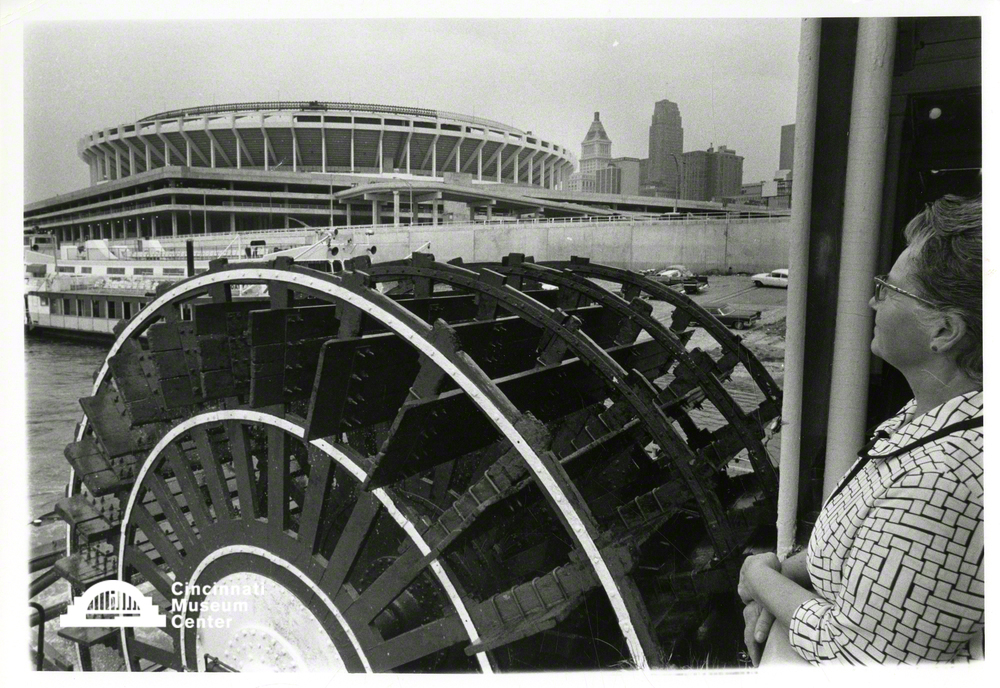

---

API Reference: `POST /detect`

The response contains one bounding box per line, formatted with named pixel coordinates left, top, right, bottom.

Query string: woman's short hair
left=903, top=195, right=982, bottom=383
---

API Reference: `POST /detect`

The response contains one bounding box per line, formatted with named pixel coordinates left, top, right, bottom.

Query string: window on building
left=107, top=267, right=126, bottom=275
left=57, top=266, right=75, bottom=273
left=123, top=301, right=131, bottom=319
left=81, top=267, right=92, bottom=274
left=93, top=300, right=103, bottom=318
left=81, top=299, right=92, bottom=317
left=63, top=298, right=72, bottom=315
left=107, top=300, right=117, bottom=319
left=163, top=268, right=185, bottom=276
left=133, top=267, right=154, bottom=276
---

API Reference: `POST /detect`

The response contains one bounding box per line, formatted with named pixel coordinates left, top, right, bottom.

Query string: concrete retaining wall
left=367, top=217, right=791, bottom=273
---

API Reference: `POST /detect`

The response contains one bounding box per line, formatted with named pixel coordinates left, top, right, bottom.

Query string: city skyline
left=19, top=17, right=800, bottom=204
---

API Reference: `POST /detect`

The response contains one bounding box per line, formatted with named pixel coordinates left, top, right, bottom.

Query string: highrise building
left=596, top=157, right=642, bottom=195
left=647, top=99, right=684, bottom=193
left=580, top=112, right=613, bottom=177
left=779, top=123, right=795, bottom=173
left=681, top=145, right=744, bottom=201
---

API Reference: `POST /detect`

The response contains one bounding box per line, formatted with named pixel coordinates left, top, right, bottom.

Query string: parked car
left=702, top=304, right=761, bottom=329
left=646, top=265, right=710, bottom=293
left=750, top=268, right=789, bottom=288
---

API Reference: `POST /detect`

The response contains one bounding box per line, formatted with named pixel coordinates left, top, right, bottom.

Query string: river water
left=25, top=337, right=107, bottom=549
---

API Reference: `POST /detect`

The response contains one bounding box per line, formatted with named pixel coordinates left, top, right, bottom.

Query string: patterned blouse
left=789, top=390, right=984, bottom=664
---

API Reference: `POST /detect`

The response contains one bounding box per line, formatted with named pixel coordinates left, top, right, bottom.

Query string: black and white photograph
left=3, top=0, right=991, bottom=681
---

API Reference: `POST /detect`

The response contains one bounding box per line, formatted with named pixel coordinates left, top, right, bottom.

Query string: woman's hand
left=742, top=600, right=776, bottom=667
left=738, top=552, right=781, bottom=603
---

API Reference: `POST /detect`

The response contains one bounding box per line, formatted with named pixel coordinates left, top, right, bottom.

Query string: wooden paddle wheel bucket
left=53, top=253, right=780, bottom=672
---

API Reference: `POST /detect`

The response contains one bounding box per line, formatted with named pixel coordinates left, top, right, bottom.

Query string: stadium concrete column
left=230, top=213, right=236, bottom=232
left=127, top=140, right=135, bottom=177
left=406, top=130, right=412, bottom=174
left=145, top=140, right=151, bottom=170
left=497, top=149, right=502, bottom=182
left=478, top=147, right=482, bottom=180
left=151, top=216, right=157, bottom=238
left=393, top=191, right=401, bottom=226
left=432, top=138, right=437, bottom=176
left=514, top=150, right=519, bottom=183
left=171, top=211, right=178, bottom=237
left=351, top=125, right=355, bottom=172
left=379, top=129, right=384, bottom=174
left=186, top=137, right=192, bottom=166
left=432, top=201, right=438, bottom=225
left=346, top=203, right=352, bottom=226
left=321, top=125, right=327, bottom=172
left=372, top=200, right=380, bottom=224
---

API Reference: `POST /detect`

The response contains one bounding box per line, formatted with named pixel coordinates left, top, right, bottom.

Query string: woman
left=739, top=195, right=983, bottom=665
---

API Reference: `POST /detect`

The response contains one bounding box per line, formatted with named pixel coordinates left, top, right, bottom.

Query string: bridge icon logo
left=60, top=580, right=166, bottom=628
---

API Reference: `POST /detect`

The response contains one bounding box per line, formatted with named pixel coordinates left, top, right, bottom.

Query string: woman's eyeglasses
left=873, top=275, right=937, bottom=307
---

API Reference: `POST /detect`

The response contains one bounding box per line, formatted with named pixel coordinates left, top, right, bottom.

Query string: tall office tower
left=681, top=145, right=744, bottom=201
left=580, top=112, right=613, bottom=177
left=647, top=99, right=684, bottom=193
left=779, top=123, right=795, bottom=173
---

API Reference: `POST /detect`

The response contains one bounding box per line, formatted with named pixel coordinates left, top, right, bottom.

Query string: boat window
left=40, top=297, right=49, bottom=307
left=133, top=267, right=154, bottom=276
left=81, top=267, right=92, bottom=274
left=81, top=299, right=92, bottom=317
left=57, top=266, right=75, bottom=273
left=93, top=300, right=103, bottom=318
left=123, top=302, right=131, bottom=319
left=51, top=298, right=61, bottom=314
left=107, top=301, right=117, bottom=319
left=107, top=267, right=125, bottom=275
left=63, top=298, right=72, bottom=315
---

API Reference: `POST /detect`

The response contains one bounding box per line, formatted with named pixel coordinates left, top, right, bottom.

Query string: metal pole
left=776, top=18, right=822, bottom=559
left=823, top=18, right=897, bottom=500
left=669, top=154, right=681, bottom=213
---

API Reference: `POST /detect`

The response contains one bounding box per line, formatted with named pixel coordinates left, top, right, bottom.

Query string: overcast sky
left=22, top=17, right=800, bottom=203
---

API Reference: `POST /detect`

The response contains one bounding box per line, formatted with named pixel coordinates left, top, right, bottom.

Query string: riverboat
left=24, top=227, right=378, bottom=340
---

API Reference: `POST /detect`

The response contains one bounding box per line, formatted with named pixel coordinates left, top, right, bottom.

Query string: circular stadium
left=77, top=101, right=577, bottom=189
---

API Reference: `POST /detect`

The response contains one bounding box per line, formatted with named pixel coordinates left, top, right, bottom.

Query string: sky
left=20, top=16, right=801, bottom=203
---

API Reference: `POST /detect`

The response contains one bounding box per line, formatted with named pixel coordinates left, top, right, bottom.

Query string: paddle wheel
left=50, top=253, right=780, bottom=672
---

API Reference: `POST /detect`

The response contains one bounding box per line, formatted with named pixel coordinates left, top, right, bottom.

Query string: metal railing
left=135, top=101, right=521, bottom=135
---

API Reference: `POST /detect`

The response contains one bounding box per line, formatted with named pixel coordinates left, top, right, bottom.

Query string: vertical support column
left=528, top=153, right=534, bottom=186
left=378, top=129, right=384, bottom=174
left=514, top=151, right=519, bottom=184
left=346, top=203, right=352, bottom=226
left=432, top=201, right=438, bottom=226
left=171, top=211, right=178, bottom=238
left=823, top=18, right=897, bottom=500
left=230, top=213, right=236, bottom=232
left=128, top=144, right=135, bottom=178
left=497, top=150, right=502, bottom=182
left=406, top=131, right=412, bottom=175
left=264, top=134, right=269, bottom=171
left=776, top=17, right=822, bottom=560
left=321, top=125, right=327, bottom=172
left=456, top=142, right=461, bottom=172
left=186, top=137, right=192, bottom=166
left=372, top=200, right=380, bottom=225
left=477, top=146, right=482, bottom=181
left=145, top=140, right=151, bottom=171
left=432, top=139, right=437, bottom=177
left=210, top=136, right=216, bottom=168
left=393, top=191, right=400, bottom=227
left=350, top=126, right=355, bottom=172
left=151, top=215, right=157, bottom=238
